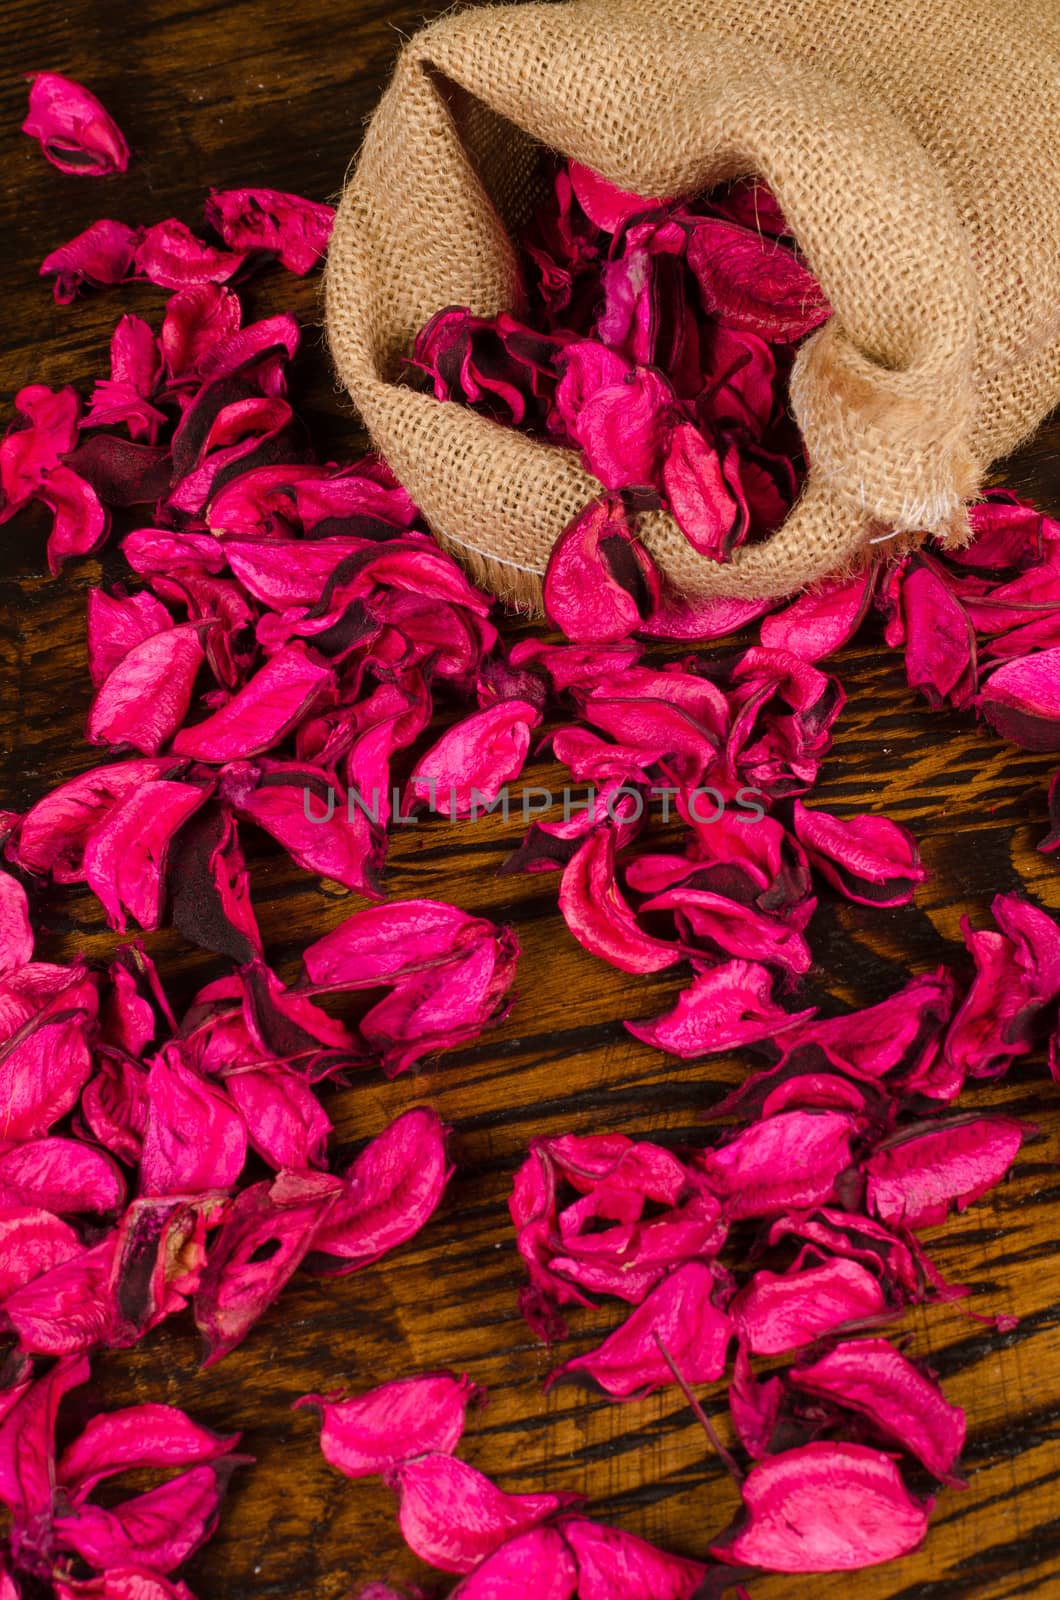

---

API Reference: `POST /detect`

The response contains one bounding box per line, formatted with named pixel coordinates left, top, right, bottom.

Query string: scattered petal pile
left=2, top=91, right=1057, bottom=1600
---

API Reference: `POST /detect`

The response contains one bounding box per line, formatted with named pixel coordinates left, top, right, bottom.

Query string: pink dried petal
left=639, top=588, right=775, bottom=643
left=296, top=1372, right=482, bottom=1478
left=0, top=1139, right=124, bottom=1215
left=626, top=961, right=815, bottom=1057
left=0, top=385, right=80, bottom=510
left=22, top=73, right=128, bottom=175
left=559, top=830, right=679, bottom=974
left=165, top=806, right=262, bottom=965
left=687, top=219, right=829, bottom=342
left=863, top=1115, right=1026, bottom=1229
left=0, top=974, right=97, bottom=1141
left=0, top=1206, right=83, bottom=1300
left=171, top=644, right=333, bottom=762
left=0, top=1353, right=86, bottom=1522
left=58, top=1405, right=239, bottom=1505
left=40, top=220, right=140, bottom=302
left=792, top=800, right=928, bottom=906
left=86, top=624, right=206, bottom=755
left=640, top=886, right=812, bottom=976
left=560, top=1517, right=706, bottom=1599
left=160, top=284, right=243, bottom=382
left=223, top=1063, right=330, bottom=1172
left=547, top=1262, right=732, bottom=1398
left=696, top=1111, right=857, bottom=1220
left=548, top=1192, right=726, bottom=1305
left=388, top=1452, right=579, bottom=1574
left=568, top=164, right=660, bottom=232
left=3, top=1235, right=116, bottom=1355
left=729, top=1346, right=782, bottom=1460
left=106, top=1195, right=217, bottom=1346
left=760, top=573, right=874, bottom=662
left=299, top=898, right=487, bottom=988
left=901, top=562, right=977, bottom=709
left=776, top=969, right=956, bottom=1090
left=544, top=497, right=659, bottom=644
left=80, top=1055, right=149, bottom=1167
left=791, top=1337, right=965, bottom=1479
left=133, top=220, right=246, bottom=290
left=205, top=188, right=333, bottom=273
left=221, top=759, right=382, bottom=897
left=450, top=1527, right=578, bottom=1599
left=712, top=1442, right=930, bottom=1571
left=9, top=761, right=182, bottom=881
left=84, top=316, right=166, bottom=442
left=307, top=1107, right=451, bottom=1274
left=194, top=1171, right=341, bottom=1366
left=86, top=589, right=174, bottom=688
left=139, top=1047, right=247, bottom=1197
left=730, top=1257, right=889, bottom=1356
left=356, top=928, right=518, bottom=1076
left=977, top=649, right=1060, bottom=751
left=407, top=700, right=541, bottom=819
left=556, top=347, right=673, bottom=491
left=38, top=465, right=109, bottom=573
left=54, top=1460, right=243, bottom=1574
left=662, top=423, right=745, bottom=561
left=0, top=873, right=32, bottom=978
left=82, top=778, right=209, bottom=930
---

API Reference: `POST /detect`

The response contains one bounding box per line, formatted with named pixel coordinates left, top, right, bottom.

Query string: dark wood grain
left=2, top=3, right=1060, bottom=1596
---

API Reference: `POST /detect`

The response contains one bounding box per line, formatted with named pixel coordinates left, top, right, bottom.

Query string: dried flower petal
left=22, top=73, right=128, bottom=176
left=296, top=1372, right=482, bottom=1479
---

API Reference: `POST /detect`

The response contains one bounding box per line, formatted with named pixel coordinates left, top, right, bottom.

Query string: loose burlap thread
left=325, top=0, right=1060, bottom=608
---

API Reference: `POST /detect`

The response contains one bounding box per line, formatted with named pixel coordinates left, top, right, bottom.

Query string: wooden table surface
left=2, top=2, right=1059, bottom=1596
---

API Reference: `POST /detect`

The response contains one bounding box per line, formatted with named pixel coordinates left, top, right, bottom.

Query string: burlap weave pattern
left=325, top=0, right=1060, bottom=607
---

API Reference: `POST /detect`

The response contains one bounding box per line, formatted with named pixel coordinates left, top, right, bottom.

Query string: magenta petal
left=687, top=219, right=829, bottom=342
left=0, top=873, right=33, bottom=978
left=730, top=1258, right=888, bottom=1356
left=864, top=1115, right=1026, bottom=1229
left=134, top=220, right=246, bottom=290
left=389, top=1452, right=579, bottom=1574
left=560, top=1517, right=706, bottom=1600
left=57, top=1404, right=239, bottom=1505
left=222, top=760, right=383, bottom=896
left=38, top=465, right=109, bottom=573
left=0, top=1354, right=87, bottom=1523
left=301, top=900, right=488, bottom=990
left=544, top=497, right=659, bottom=645
left=40, top=221, right=140, bottom=302
left=547, top=1262, right=733, bottom=1398
left=87, top=624, right=206, bottom=754
left=760, top=574, right=874, bottom=662
left=977, top=649, right=1060, bottom=751
left=10, top=761, right=182, bottom=880
left=3, top=1236, right=116, bottom=1355
left=662, top=423, right=744, bottom=561
left=791, top=1337, right=965, bottom=1480
left=22, top=73, right=128, bottom=176
left=307, top=1107, right=451, bottom=1274
left=86, top=589, right=174, bottom=688
left=450, top=1527, right=578, bottom=1599
left=296, top=1372, right=482, bottom=1479
left=901, top=563, right=977, bottom=709
left=140, top=1047, right=247, bottom=1197
left=54, top=1460, right=242, bottom=1574
left=792, top=800, right=928, bottom=906
left=205, top=188, right=333, bottom=273
left=0, top=975, right=97, bottom=1140
left=408, top=700, right=541, bottom=819
left=194, top=1171, right=340, bottom=1366
left=713, top=1442, right=930, bottom=1572
left=696, top=1111, right=857, bottom=1220
left=0, top=1139, right=124, bottom=1215
left=626, top=961, right=815, bottom=1057
left=559, top=830, right=679, bottom=974
left=53, top=1568, right=198, bottom=1599
left=223, top=1063, right=330, bottom=1172
left=568, top=164, right=660, bottom=232
left=82, top=778, right=209, bottom=930
left=0, top=1206, right=83, bottom=1301
left=172, top=645, right=333, bottom=762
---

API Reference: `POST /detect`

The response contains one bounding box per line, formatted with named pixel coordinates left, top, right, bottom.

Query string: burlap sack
left=325, top=0, right=1060, bottom=608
